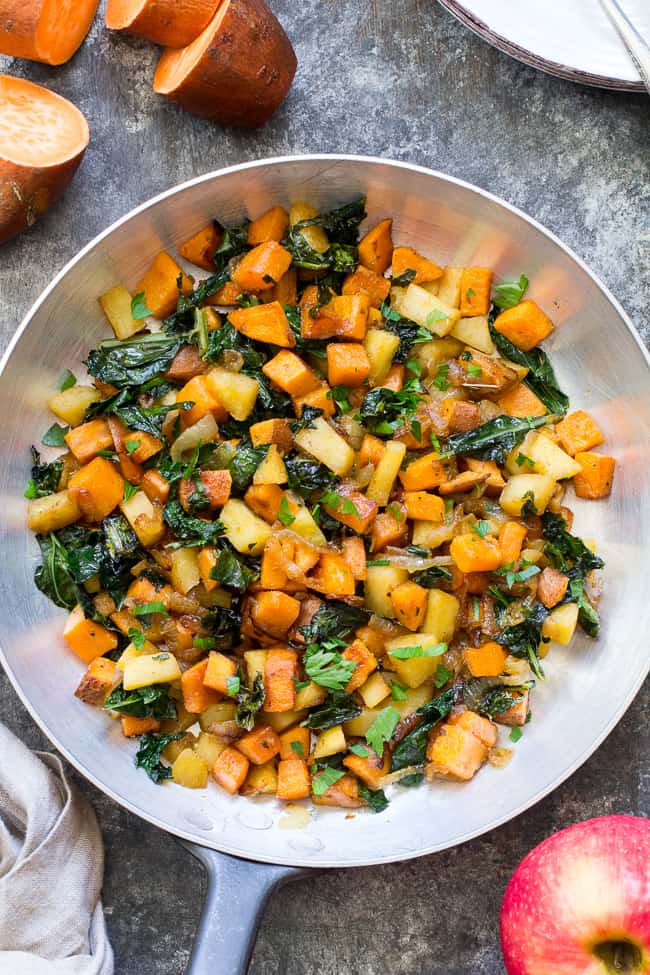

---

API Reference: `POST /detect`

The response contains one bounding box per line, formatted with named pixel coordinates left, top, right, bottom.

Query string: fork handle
left=599, top=0, right=650, bottom=93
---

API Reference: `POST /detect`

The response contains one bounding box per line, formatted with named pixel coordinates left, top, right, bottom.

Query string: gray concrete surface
left=1, top=1, right=649, bottom=972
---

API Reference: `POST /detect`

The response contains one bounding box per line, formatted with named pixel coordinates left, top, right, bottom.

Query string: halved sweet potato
left=106, top=0, right=222, bottom=47
left=0, top=1, right=99, bottom=65
left=0, top=76, right=89, bottom=244
left=153, top=0, right=297, bottom=128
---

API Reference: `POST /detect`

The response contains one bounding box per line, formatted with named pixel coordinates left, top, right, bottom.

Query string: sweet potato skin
left=153, top=0, right=297, bottom=129
left=106, top=0, right=221, bottom=47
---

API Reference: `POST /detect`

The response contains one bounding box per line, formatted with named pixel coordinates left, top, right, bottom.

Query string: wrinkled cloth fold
left=0, top=723, right=113, bottom=974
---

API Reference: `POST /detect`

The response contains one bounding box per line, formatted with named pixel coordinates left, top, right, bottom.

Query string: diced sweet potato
left=327, top=342, right=370, bottom=387
left=493, top=300, right=554, bottom=352
left=464, top=458, right=505, bottom=494
left=165, top=344, right=206, bottom=382
left=177, top=374, right=227, bottom=428
left=308, top=551, right=356, bottom=596
left=205, top=280, right=242, bottom=306
left=573, top=452, right=615, bottom=499
left=212, top=747, right=250, bottom=794
left=494, top=691, right=529, bottom=726
left=358, top=433, right=385, bottom=469
left=399, top=452, right=449, bottom=491
left=68, top=457, right=124, bottom=523
left=65, top=419, right=114, bottom=464
left=342, top=265, right=390, bottom=307
left=203, top=652, right=237, bottom=694
left=293, top=383, right=336, bottom=420
left=249, top=418, right=294, bottom=452
left=537, top=566, right=569, bottom=608
left=426, top=724, right=488, bottom=781
left=390, top=581, right=428, bottom=631
left=355, top=624, right=387, bottom=657
left=231, top=241, right=292, bottom=293
left=271, top=268, right=298, bottom=306
left=179, top=470, right=232, bottom=511
left=197, top=546, right=218, bottom=592
left=460, top=268, right=492, bottom=316
left=498, top=521, right=528, bottom=565
left=342, top=536, right=367, bottom=581
left=463, top=642, right=507, bottom=678
left=323, top=487, right=377, bottom=534
left=343, top=638, right=377, bottom=692
left=229, top=301, right=295, bottom=347
left=302, top=294, right=370, bottom=341
left=444, top=400, right=482, bottom=434
left=312, top=772, right=362, bottom=807
left=261, top=349, right=321, bottom=397
left=392, top=246, right=442, bottom=285
left=439, top=470, right=487, bottom=495
left=74, top=656, right=118, bottom=705
left=343, top=747, right=390, bottom=790
left=450, top=534, right=501, bottom=573
left=64, top=605, right=118, bottom=663
left=497, top=382, right=547, bottom=418
left=264, top=648, right=298, bottom=712
left=235, top=725, right=281, bottom=765
left=247, top=206, right=289, bottom=245
left=121, top=716, right=161, bottom=737
left=244, top=484, right=284, bottom=524
left=378, top=364, right=405, bottom=391
left=371, top=505, right=408, bottom=552
left=358, top=219, right=393, bottom=274
left=141, top=469, right=170, bottom=505
left=279, top=726, right=310, bottom=761
left=182, top=658, right=222, bottom=713
left=556, top=410, right=604, bottom=456
left=449, top=709, right=498, bottom=747
left=108, top=415, right=162, bottom=467
left=136, top=251, right=193, bottom=319
left=403, top=491, right=445, bottom=522
left=250, top=591, right=301, bottom=639
left=276, top=758, right=311, bottom=800
left=179, top=223, right=221, bottom=270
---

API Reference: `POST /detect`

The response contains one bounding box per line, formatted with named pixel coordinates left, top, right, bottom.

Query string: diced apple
left=220, top=499, right=272, bottom=555
left=365, top=565, right=409, bottom=618
left=313, top=725, right=346, bottom=759
left=500, top=474, right=557, bottom=517
left=294, top=417, right=355, bottom=477
left=526, top=432, right=582, bottom=481
left=120, top=490, right=165, bottom=547
left=364, top=328, right=400, bottom=385
left=99, top=285, right=143, bottom=340
left=171, top=547, right=201, bottom=595
left=253, top=444, right=287, bottom=485
left=366, top=441, right=406, bottom=506
left=386, top=633, right=449, bottom=688
left=399, top=283, right=460, bottom=336
left=436, top=267, right=464, bottom=308
left=358, top=672, right=391, bottom=708
left=48, top=385, right=101, bottom=427
left=542, top=602, right=579, bottom=646
left=122, top=651, right=181, bottom=690
left=450, top=315, right=494, bottom=354
left=207, top=366, right=259, bottom=421
left=420, top=589, right=460, bottom=642
left=289, top=502, right=327, bottom=547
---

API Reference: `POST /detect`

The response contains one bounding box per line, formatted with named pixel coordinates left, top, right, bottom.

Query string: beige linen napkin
left=0, top=723, right=113, bottom=974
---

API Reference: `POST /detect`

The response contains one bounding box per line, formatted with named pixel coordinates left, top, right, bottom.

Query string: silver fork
left=598, top=0, right=650, bottom=93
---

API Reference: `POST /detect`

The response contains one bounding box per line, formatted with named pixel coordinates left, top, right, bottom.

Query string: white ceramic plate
left=437, top=0, right=649, bottom=90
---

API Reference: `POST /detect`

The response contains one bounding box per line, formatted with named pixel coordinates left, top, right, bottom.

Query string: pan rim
left=1, top=153, right=648, bottom=867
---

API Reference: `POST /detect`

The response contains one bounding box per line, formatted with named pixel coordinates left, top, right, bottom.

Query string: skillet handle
left=181, top=841, right=310, bottom=975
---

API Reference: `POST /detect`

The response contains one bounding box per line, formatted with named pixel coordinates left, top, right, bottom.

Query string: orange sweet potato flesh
left=343, top=748, right=389, bottom=790
left=231, top=242, right=293, bottom=293
left=0, top=77, right=89, bottom=244
left=403, top=491, right=445, bottom=522
left=235, top=724, right=281, bottom=765
left=438, top=470, right=487, bottom=495
left=426, top=724, right=488, bottom=781
left=203, top=651, right=237, bottom=693
left=121, top=716, right=161, bottom=737
left=179, top=469, right=232, bottom=511
left=250, top=590, right=301, bottom=639
left=178, top=221, right=221, bottom=270
left=182, top=658, right=222, bottom=713
left=390, top=581, right=428, bottom=632
left=249, top=418, right=293, bottom=452
left=141, top=469, right=170, bottom=505
left=498, top=521, right=528, bottom=565
left=137, top=251, right=193, bottom=320
left=106, top=0, right=221, bottom=47
left=293, top=384, right=335, bottom=419
left=264, top=648, right=298, bottom=712
left=154, top=0, right=297, bottom=128
left=343, top=638, right=377, bottom=692
left=302, top=294, right=370, bottom=341
left=197, top=545, right=218, bottom=591
left=537, top=566, right=569, bottom=609
left=358, top=219, right=393, bottom=274
left=277, top=758, right=310, bottom=800
left=493, top=300, right=554, bottom=352
left=312, top=773, right=362, bottom=808
left=244, top=484, right=283, bottom=523
left=450, top=533, right=502, bottom=573
left=556, top=410, right=604, bottom=456
left=358, top=434, right=385, bottom=469
left=177, top=374, right=227, bottom=427
left=463, top=641, right=507, bottom=678
left=399, top=452, right=449, bottom=491
left=392, top=247, right=442, bottom=285
left=342, top=265, right=390, bottom=307
left=323, top=487, right=377, bottom=535
left=497, top=382, right=547, bottom=418
left=327, top=342, right=370, bottom=387
left=65, top=419, right=114, bottom=465
left=449, top=709, right=498, bottom=748
left=74, top=656, right=118, bottom=705
left=247, top=205, right=289, bottom=245
left=229, top=300, right=295, bottom=346
left=213, top=746, right=249, bottom=794
left=573, top=452, right=615, bottom=499
left=64, top=605, right=118, bottom=663
left=0, top=1, right=99, bottom=65
left=459, top=268, right=492, bottom=316
left=68, top=457, right=124, bottom=522
left=308, top=552, right=356, bottom=596
left=279, top=726, right=310, bottom=761
left=371, top=506, right=408, bottom=552
left=262, top=349, right=320, bottom=397
left=342, top=536, right=367, bottom=581
left=444, top=400, right=481, bottom=434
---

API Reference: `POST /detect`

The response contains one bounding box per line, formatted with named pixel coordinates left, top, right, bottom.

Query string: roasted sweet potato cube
left=312, top=772, right=363, bottom=807
left=231, top=241, right=293, bottom=293
left=323, top=488, right=377, bottom=534
left=378, top=364, right=405, bottom=391
left=203, top=652, right=237, bottom=694
left=235, top=725, right=281, bottom=765
left=197, top=545, right=218, bottom=592
left=68, top=457, right=124, bottom=523
left=141, top=469, right=170, bottom=505
left=121, top=716, right=161, bottom=737
left=498, top=521, right=528, bottom=565
left=463, top=642, right=507, bottom=678
left=537, top=566, right=569, bottom=608
left=179, top=470, right=232, bottom=511
left=342, top=265, right=391, bottom=307
left=264, top=648, right=298, bottom=712
left=108, top=415, right=162, bottom=466
left=450, top=534, right=502, bottom=573
left=247, top=206, right=289, bottom=245
left=308, top=552, right=356, bottom=596
left=65, top=418, right=114, bottom=464
left=343, top=747, right=390, bottom=790
left=556, top=410, right=604, bottom=456
left=165, top=344, right=206, bottom=382
left=493, top=300, right=554, bottom=352
left=244, top=484, right=284, bottom=524
left=212, top=747, right=250, bottom=794
left=303, top=294, right=370, bottom=341
left=342, top=536, right=367, bottom=581
left=327, top=342, right=371, bottom=387
left=293, top=383, right=336, bottom=419
left=403, top=491, right=445, bottom=522
left=205, top=280, right=242, bottom=306
left=444, top=400, right=482, bottom=434
left=449, top=709, right=498, bottom=747
left=74, top=656, right=118, bottom=705
left=465, top=458, right=505, bottom=494
left=262, top=349, right=321, bottom=397
left=279, top=726, right=311, bottom=761
left=426, top=724, right=488, bottom=781
left=177, top=375, right=227, bottom=428
left=136, top=251, right=193, bottom=319
left=494, top=691, right=529, bottom=726
left=460, top=268, right=492, bottom=316
left=399, top=452, right=449, bottom=491
left=229, top=301, right=295, bottom=347
left=390, top=581, right=428, bottom=632
left=64, top=604, right=119, bottom=663
left=357, top=433, right=385, bottom=469
left=179, top=223, right=221, bottom=270
left=182, top=659, right=222, bottom=713
left=497, top=382, right=547, bottom=418
left=343, top=638, right=378, bottom=692
left=276, top=758, right=311, bottom=800
left=438, top=470, right=488, bottom=495
left=573, top=452, right=615, bottom=499
left=371, top=506, right=408, bottom=552
left=250, top=591, right=301, bottom=640
left=358, top=219, right=393, bottom=274
left=249, top=418, right=294, bottom=452
left=271, top=268, right=298, bottom=306
left=392, top=246, right=442, bottom=285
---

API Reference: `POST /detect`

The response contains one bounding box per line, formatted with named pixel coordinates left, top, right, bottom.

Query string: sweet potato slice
left=153, top=0, right=297, bottom=129
left=106, top=0, right=222, bottom=47
left=0, top=76, right=89, bottom=244
left=0, top=1, right=99, bottom=65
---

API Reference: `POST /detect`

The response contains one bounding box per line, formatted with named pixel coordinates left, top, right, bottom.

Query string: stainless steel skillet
left=0, top=155, right=648, bottom=973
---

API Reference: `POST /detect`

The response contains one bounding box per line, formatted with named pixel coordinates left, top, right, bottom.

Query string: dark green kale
left=489, top=325, right=569, bottom=416
left=568, top=578, right=600, bottom=638
left=214, top=221, right=249, bottom=272
left=86, top=333, right=183, bottom=387
left=104, top=684, right=177, bottom=720
left=302, top=692, right=361, bottom=731
left=203, top=321, right=265, bottom=371
left=463, top=678, right=535, bottom=717
left=445, top=414, right=551, bottom=465
left=298, top=198, right=367, bottom=244
left=111, top=401, right=191, bottom=439
left=541, top=512, right=604, bottom=579
left=359, top=380, right=423, bottom=437
left=290, top=405, right=324, bottom=433
left=300, top=600, right=370, bottom=644
left=228, top=439, right=268, bottom=494
left=390, top=688, right=456, bottom=772
left=497, top=601, right=549, bottom=681
left=235, top=672, right=266, bottom=731
left=358, top=784, right=389, bottom=813
left=411, top=565, right=453, bottom=588
left=202, top=606, right=242, bottom=652
left=135, top=733, right=182, bottom=783
left=24, top=447, right=63, bottom=499
left=163, top=499, right=224, bottom=546
left=285, top=457, right=335, bottom=496
left=210, top=548, right=260, bottom=593
left=391, top=269, right=416, bottom=287
left=34, top=532, right=80, bottom=610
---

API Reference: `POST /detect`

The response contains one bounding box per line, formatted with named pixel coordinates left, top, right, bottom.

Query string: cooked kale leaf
left=358, top=783, right=389, bottom=812
left=285, top=457, right=335, bottom=495
left=228, top=439, right=268, bottom=494
left=390, top=688, right=456, bottom=771
left=135, top=733, right=182, bottom=783
left=463, top=678, right=535, bottom=717
left=235, top=672, right=266, bottom=731
left=360, top=382, right=423, bottom=437
left=489, top=325, right=569, bottom=416
left=211, top=548, right=259, bottom=593
left=163, top=499, right=224, bottom=546
left=302, top=692, right=361, bottom=730
left=445, top=413, right=551, bottom=465
left=412, top=565, right=453, bottom=588
left=202, top=606, right=242, bottom=652
left=497, top=602, right=549, bottom=681
left=300, top=600, right=370, bottom=644
left=25, top=447, right=63, bottom=498
left=104, top=684, right=177, bottom=720
left=86, top=334, right=183, bottom=387
left=541, top=512, right=604, bottom=579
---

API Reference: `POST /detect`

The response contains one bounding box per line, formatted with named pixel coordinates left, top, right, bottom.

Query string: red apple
left=501, top=816, right=650, bottom=975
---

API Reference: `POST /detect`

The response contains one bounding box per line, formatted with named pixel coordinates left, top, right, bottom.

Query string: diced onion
left=170, top=413, right=219, bottom=461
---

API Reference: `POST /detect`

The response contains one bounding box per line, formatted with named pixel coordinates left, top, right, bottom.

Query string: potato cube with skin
left=542, top=602, right=579, bottom=645
left=264, top=648, right=298, bottom=712
left=27, top=490, right=80, bottom=534
left=203, top=651, right=237, bottom=694
left=537, top=567, right=569, bottom=609
left=573, top=452, right=616, bottom=499
left=277, top=758, right=311, bottom=801
left=122, top=651, right=181, bottom=691
left=289, top=202, right=329, bottom=253
left=48, top=385, right=101, bottom=427
left=285, top=503, right=327, bottom=547
left=426, top=724, right=488, bottom=781
left=313, top=725, right=346, bottom=760
left=364, top=328, right=400, bottom=386
left=74, top=656, right=118, bottom=705
left=366, top=440, right=406, bottom=506
left=235, top=725, right=281, bottom=765
left=294, top=417, right=355, bottom=477
left=555, top=410, right=604, bottom=456
left=212, top=747, right=250, bottom=794
left=399, top=283, right=460, bottom=335
left=449, top=710, right=498, bottom=748
left=493, top=300, right=554, bottom=352
left=220, top=499, right=272, bottom=556
left=500, top=473, right=557, bottom=517
left=172, top=749, right=209, bottom=789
